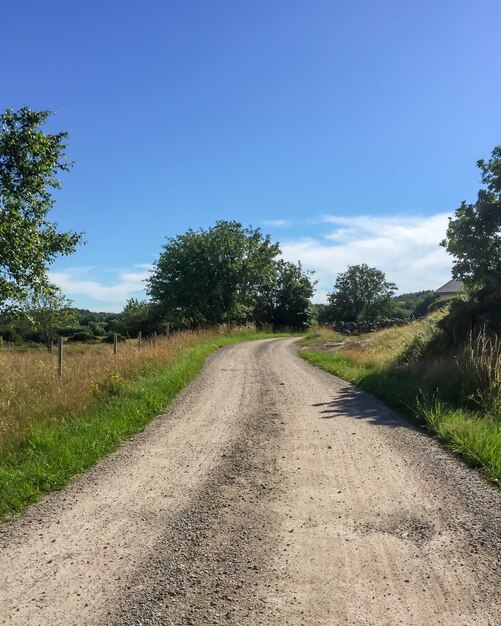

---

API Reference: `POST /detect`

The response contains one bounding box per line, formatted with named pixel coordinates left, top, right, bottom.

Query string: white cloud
left=281, top=213, right=453, bottom=302
left=49, top=265, right=152, bottom=311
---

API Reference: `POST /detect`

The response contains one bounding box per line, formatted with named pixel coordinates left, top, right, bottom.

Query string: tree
left=0, top=107, right=82, bottom=308
left=309, top=303, right=331, bottom=326
left=441, top=145, right=501, bottom=299
left=147, top=221, right=280, bottom=326
left=22, top=288, right=75, bottom=352
left=327, top=263, right=396, bottom=322
left=266, top=261, right=316, bottom=328
left=120, top=298, right=163, bottom=336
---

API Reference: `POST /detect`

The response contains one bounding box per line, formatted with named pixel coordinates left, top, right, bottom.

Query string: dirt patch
left=354, top=515, right=437, bottom=547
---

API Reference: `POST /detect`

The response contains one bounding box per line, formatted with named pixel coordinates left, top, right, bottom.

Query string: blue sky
left=3, top=0, right=500, bottom=311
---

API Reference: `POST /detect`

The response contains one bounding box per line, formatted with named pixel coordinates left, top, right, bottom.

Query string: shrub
left=67, top=331, right=97, bottom=343
left=103, top=332, right=126, bottom=343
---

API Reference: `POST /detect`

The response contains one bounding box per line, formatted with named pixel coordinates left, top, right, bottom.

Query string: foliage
left=120, top=298, right=164, bottom=336
left=148, top=221, right=311, bottom=327
left=255, top=260, right=316, bottom=328
left=272, top=261, right=315, bottom=327
left=309, top=303, right=330, bottom=326
left=441, top=145, right=500, bottom=299
left=327, top=263, right=396, bottom=322
left=21, top=288, right=75, bottom=351
left=67, top=330, right=99, bottom=343
left=392, top=290, right=439, bottom=318
left=103, top=331, right=126, bottom=343
left=0, top=108, right=82, bottom=307
left=0, top=306, right=128, bottom=345
left=88, top=322, right=107, bottom=337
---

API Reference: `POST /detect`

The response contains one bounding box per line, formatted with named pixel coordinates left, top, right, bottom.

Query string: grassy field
left=0, top=327, right=292, bottom=521
left=301, top=317, right=501, bottom=484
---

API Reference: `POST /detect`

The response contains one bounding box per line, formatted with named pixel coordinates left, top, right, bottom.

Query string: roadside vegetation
left=0, top=327, right=293, bottom=521
left=301, top=310, right=501, bottom=483
left=0, top=105, right=499, bottom=514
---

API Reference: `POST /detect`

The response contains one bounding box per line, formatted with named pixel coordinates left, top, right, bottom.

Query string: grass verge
left=0, top=331, right=291, bottom=522
left=300, top=321, right=501, bottom=484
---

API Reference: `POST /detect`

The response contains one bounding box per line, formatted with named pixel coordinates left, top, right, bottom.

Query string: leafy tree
left=120, top=298, right=161, bottom=336
left=441, top=145, right=501, bottom=299
left=22, top=288, right=75, bottom=351
left=327, top=263, right=396, bottom=322
left=148, top=221, right=280, bottom=326
left=256, top=260, right=314, bottom=328
left=309, top=303, right=330, bottom=326
left=0, top=107, right=82, bottom=308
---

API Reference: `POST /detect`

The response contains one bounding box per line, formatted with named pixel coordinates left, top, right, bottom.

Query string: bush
left=103, top=332, right=126, bottom=343
left=89, top=322, right=107, bottom=336
left=67, top=331, right=98, bottom=343
left=439, top=293, right=501, bottom=340
left=58, top=326, right=86, bottom=337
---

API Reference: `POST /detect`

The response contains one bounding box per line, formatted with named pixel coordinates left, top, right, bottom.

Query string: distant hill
left=392, top=290, right=440, bottom=318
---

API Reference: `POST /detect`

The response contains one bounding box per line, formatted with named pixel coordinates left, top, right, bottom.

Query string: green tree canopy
left=327, top=263, right=396, bottom=322
left=147, top=221, right=313, bottom=328
left=267, top=261, right=316, bottom=328
left=148, top=221, right=280, bottom=326
left=441, top=145, right=501, bottom=299
left=22, top=288, right=75, bottom=352
left=0, top=107, right=82, bottom=308
left=120, top=298, right=164, bottom=336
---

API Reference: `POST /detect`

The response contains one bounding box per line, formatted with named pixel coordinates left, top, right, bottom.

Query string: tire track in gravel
left=107, top=341, right=286, bottom=626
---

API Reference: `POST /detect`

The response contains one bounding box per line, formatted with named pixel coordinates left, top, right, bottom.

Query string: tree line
left=0, top=106, right=499, bottom=348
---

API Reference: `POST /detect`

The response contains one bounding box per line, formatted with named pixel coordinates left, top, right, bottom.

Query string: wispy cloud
left=281, top=212, right=453, bottom=301
left=49, top=265, right=152, bottom=311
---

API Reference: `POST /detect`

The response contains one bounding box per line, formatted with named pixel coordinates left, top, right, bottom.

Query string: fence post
left=138, top=331, right=142, bottom=351
left=166, top=322, right=170, bottom=339
left=113, top=333, right=118, bottom=356
left=153, top=331, right=157, bottom=345
left=58, top=336, right=63, bottom=378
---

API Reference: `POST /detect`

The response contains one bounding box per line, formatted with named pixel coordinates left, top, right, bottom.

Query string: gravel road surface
left=0, top=338, right=499, bottom=625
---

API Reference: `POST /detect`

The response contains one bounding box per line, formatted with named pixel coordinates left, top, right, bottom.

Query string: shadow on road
left=312, top=386, right=418, bottom=431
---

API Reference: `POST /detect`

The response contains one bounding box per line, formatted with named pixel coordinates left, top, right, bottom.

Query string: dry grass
left=0, top=327, right=235, bottom=448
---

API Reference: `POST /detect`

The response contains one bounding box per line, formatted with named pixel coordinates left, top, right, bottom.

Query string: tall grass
left=458, top=330, right=501, bottom=419
left=0, top=326, right=291, bottom=520
left=0, top=329, right=212, bottom=448
left=301, top=321, right=501, bottom=483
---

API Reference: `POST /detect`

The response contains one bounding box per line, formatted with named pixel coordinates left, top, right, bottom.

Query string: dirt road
left=1, top=338, right=499, bottom=625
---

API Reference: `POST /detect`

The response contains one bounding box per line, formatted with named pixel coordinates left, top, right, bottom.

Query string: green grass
left=416, top=398, right=501, bottom=480
left=300, top=324, right=501, bottom=484
left=0, top=332, right=291, bottom=522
